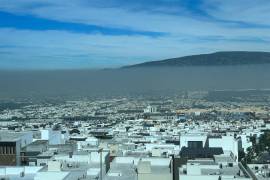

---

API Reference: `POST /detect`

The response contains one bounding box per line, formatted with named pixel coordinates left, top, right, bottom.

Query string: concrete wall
left=209, top=136, right=238, bottom=161
left=0, top=166, right=42, bottom=176
left=20, top=132, right=33, bottom=148
left=138, top=173, right=172, bottom=180
left=41, top=129, right=62, bottom=145
left=180, top=175, right=219, bottom=180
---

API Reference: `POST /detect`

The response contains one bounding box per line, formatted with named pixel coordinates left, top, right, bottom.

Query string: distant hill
left=123, top=51, right=270, bottom=68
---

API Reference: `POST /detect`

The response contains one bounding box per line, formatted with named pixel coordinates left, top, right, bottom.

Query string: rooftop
left=0, top=131, right=31, bottom=142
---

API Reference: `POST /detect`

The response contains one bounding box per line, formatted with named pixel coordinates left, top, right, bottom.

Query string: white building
left=41, top=129, right=64, bottom=145
left=179, top=157, right=252, bottom=180
left=208, top=136, right=240, bottom=161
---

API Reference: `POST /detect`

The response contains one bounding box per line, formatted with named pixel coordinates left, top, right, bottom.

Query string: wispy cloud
left=0, top=0, right=270, bottom=69
left=202, top=0, right=270, bottom=26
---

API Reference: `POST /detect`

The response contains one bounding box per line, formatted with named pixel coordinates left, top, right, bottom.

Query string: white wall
left=20, top=132, right=33, bottom=147
left=180, top=134, right=208, bottom=149
left=208, top=136, right=238, bottom=161
left=113, top=157, right=171, bottom=166
left=0, top=166, right=42, bottom=176
left=240, top=135, right=252, bottom=153
left=54, top=151, right=109, bottom=164
left=41, top=129, right=62, bottom=145
left=180, top=175, right=219, bottom=180
left=34, top=171, right=69, bottom=180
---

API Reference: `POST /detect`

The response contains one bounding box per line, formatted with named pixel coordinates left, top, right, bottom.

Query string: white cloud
left=202, top=0, right=270, bottom=25
left=1, top=28, right=270, bottom=69
left=0, top=1, right=270, bottom=68
left=1, top=0, right=270, bottom=37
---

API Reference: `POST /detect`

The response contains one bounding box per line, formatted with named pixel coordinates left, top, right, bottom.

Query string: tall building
left=0, top=131, right=33, bottom=166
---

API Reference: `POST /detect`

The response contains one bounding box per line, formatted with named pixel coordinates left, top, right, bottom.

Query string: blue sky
left=0, top=0, right=270, bottom=69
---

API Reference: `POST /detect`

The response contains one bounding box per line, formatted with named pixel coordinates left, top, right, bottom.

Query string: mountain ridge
left=122, top=51, right=270, bottom=68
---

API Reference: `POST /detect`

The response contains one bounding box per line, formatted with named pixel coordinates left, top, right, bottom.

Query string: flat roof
left=34, top=171, right=70, bottom=180
left=0, top=131, right=31, bottom=142
left=105, top=163, right=137, bottom=180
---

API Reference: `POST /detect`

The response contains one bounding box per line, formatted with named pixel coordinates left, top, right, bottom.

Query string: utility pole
left=98, top=148, right=103, bottom=180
